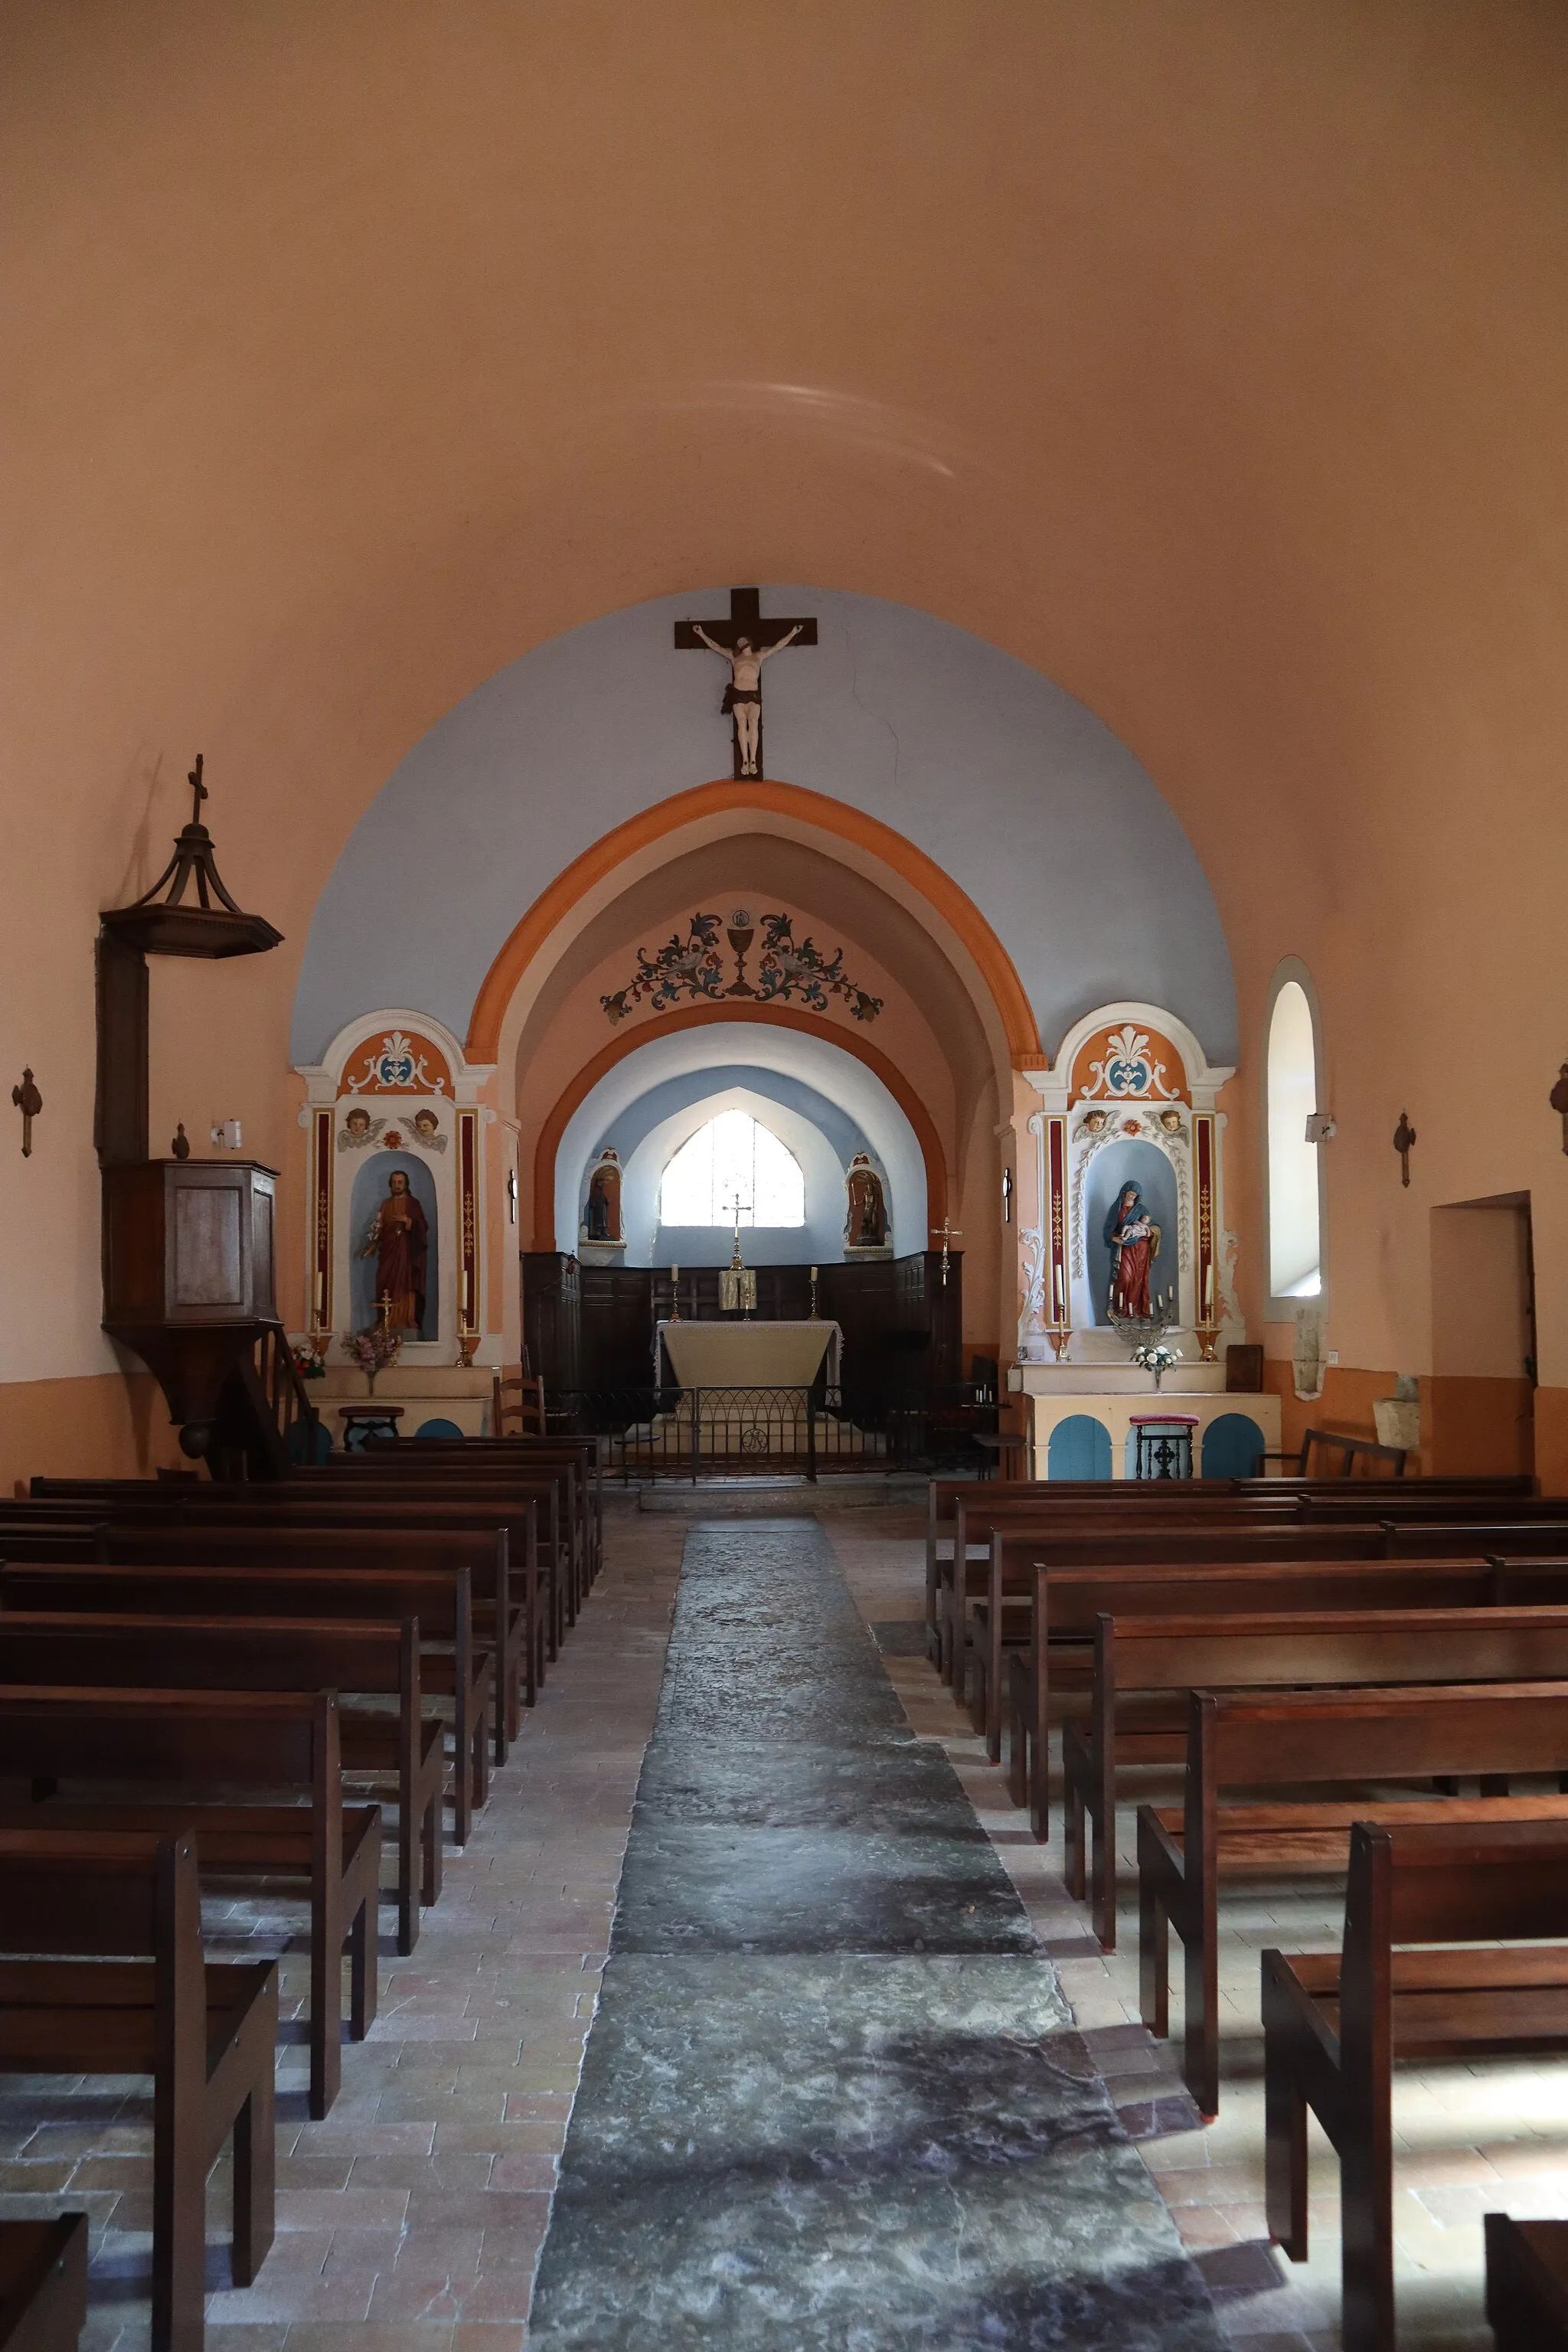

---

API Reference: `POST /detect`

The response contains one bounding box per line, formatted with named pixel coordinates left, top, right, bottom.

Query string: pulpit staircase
left=207, top=1325, right=323, bottom=1481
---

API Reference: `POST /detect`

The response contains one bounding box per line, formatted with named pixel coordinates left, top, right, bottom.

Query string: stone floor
left=2, top=1495, right=1562, bottom=2349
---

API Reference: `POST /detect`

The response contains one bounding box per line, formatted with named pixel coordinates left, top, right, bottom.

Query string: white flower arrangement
left=1132, top=1341, right=1182, bottom=1388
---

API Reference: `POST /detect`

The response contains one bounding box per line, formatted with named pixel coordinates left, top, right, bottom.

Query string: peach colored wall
left=0, top=1370, right=187, bottom=1494
left=5, top=3, right=1568, bottom=1472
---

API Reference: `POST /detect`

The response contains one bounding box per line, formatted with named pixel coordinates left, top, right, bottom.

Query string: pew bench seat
left=1486, top=2213, right=1568, bottom=2350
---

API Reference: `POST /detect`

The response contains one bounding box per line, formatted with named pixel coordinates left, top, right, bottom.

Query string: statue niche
left=843, top=1152, right=890, bottom=1256
left=349, top=1151, right=439, bottom=1338
left=580, top=1148, right=626, bottom=1259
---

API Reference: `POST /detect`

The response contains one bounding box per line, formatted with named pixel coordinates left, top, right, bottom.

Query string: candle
left=1204, top=1265, right=1214, bottom=1318
left=1054, top=1264, right=1063, bottom=1315
left=809, top=1266, right=818, bottom=1282
left=670, top=1264, right=679, bottom=1282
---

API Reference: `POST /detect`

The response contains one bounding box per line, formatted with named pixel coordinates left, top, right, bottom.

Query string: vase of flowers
left=341, top=1326, right=403, bottom=1395
left=1132, top=1341, right=1181, bottom=1393
left=291, top=1338, right=327, bottom=1382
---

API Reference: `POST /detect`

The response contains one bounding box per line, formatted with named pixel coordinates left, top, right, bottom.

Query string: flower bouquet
left=290, top=1338, right=327, bottom=1382
left=1131, top=1340, right=1182, bottom=1393
left=340, top=1325, right=403, bottom=1394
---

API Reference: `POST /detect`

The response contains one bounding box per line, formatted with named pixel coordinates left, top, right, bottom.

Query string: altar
left=657, top=1319, right=841, bottom=1390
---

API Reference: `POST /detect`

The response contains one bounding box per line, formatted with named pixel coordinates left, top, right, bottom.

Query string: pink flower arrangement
left=340, top=1327, right=403, bottom=1390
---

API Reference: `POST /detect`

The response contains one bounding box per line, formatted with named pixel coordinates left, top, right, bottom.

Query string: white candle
left=670, top=1264, right=679, bottom=1282
left=1204, top=1265, right=1214, bottom=1317
left=1054, top=1264, right=1063, bottom=1315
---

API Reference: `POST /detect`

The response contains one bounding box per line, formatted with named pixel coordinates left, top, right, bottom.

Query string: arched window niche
left=658, top=1109, right=805, bottom=1229
left=1264, top=962, right=1327, bottom=1311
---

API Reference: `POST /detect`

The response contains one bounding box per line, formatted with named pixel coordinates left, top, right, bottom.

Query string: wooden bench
left=0, top=1827, right=277, bottom=2352
left=0, top=1614, right=440, bottom=1956
left=1062, top=1605, right=1568, bottom=1947
left=998, top=1553, right=1526, bottom=1821
left=1263, top=1817, right=1568, bottom=2352
left=292, top=1464, right=583, bottom=1625
left=21, top=1491, right=541, bottom=1719
left=1136, top=1679, right=1568, bottom=2115
left=0, top=1685, right=377, bottom=2120
left=1485, top=2213, right=1568, bottom=2350
left=4, top=1560, right=492, bottom=1844
left=0, top=2213, right=88, bottom=2352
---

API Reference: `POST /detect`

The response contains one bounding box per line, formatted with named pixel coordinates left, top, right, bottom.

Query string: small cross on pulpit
left=675, top=587, right=817, bottom=779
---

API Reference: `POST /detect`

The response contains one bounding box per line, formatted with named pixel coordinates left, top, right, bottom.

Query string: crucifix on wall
left=675, top=587, right=817, bottom=779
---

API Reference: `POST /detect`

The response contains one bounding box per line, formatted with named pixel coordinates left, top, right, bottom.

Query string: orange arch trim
left=466, top=777, right=1040, bottom=1065
left=531, top=1002, right=949, bottom=1250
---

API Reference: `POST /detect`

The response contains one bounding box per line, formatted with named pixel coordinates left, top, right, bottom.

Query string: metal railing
left=544, top=1383, right=1000, bottom=1482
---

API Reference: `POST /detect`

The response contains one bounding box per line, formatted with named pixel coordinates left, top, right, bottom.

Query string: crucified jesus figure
left=689, top=623, right=802, bottom=776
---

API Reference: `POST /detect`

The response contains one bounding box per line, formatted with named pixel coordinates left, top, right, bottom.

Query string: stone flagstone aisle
left=524, top=1519, right=1221, bottom=2350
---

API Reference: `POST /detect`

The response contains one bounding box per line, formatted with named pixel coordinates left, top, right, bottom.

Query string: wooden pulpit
left=102, top=1158, right=279, bottom=1455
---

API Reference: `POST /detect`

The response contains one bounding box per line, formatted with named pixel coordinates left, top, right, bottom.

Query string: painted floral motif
left=756, top=915, right=881, bottom=1020
left=347, top=1031, right=449, bottom=1095
left=1080, top=1025, right=1179, bottom=1100
left=601, top=910, right=882, bottom=1023
left=602, top=913, right=727, bottom=1022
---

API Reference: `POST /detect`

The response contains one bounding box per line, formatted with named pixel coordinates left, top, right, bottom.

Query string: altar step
left=631, top=1474, right=929, bottom=1515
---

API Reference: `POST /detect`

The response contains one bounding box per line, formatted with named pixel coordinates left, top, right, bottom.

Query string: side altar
left=1012, top=1003, right=1278, bottom=1478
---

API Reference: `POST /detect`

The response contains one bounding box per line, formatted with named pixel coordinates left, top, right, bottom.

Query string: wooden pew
left=0, top=1827, right=277, bottom=2352
left=945, top=1509, right=1568, bottom=1707
left=1485, top=2213, right=1568, bottom=2350
left=1263, top=1817, right=1568, bottom=2352
left=0, top=2213, right=89, bottom=2352
left=0, top=1685, right=377, bottom=2120
left=0, top=1615, right=441, bottom=1955
left=80, top=1524, right=519, bottom=1757
left=1136, top=1679, right=1568, bottom=2115
left=329, top=1433, right=604, bottom=1588
left=3, top=1561, right=492, bottom=1844
left=21, top=1491, right=542, bottom=1717
left=290, top=1461, right=586, bottom=1623
left=1062, top=1605, right=1568, bottom=1947
left=998, top=1554, right=1529, bottom=1816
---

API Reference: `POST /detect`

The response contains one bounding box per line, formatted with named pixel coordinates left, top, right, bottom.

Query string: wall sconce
left=1304, top=1111, right=1337, bottom=1144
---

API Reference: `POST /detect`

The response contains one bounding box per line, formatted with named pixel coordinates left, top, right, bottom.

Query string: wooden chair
left=0, top=2213, right=89, bottom=2352
left=0, top=1686, right=377, bottom=2121
left=1263, top=1817, right=1568, bottom=2352
left=0, top=1828, right=278, bottom=2352
left=1138, top=1679, right=1568, bottom=2115
left=492, top=1370, right=545, bottom=1436
left=1485, top=2213, right=1568, bottom=2349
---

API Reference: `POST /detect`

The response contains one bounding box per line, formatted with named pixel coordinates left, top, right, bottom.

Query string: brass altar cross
left=675, top=587, right=817, bottom=781
left=930, top=1217, right=963, bottom=1286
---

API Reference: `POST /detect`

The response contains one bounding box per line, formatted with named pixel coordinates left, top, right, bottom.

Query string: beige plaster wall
left=4, top=2, right=1566, bottom=1468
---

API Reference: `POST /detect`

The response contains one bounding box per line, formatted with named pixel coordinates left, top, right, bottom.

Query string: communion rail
left=544, top=1383, right=998, bottom=1482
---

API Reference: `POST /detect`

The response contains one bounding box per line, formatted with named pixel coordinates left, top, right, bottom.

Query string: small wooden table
left=972, top=1431, right=1028, bottom=1481
left=338, top=1403, right=404, bottom=1450
left=1131, top=1412, right=1199, bottom=1481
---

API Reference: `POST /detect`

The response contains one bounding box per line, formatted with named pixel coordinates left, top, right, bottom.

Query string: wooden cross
left=1392, top=1109, right=1416, bottom=1187
left=11, top=1068, right=41, bottom=1157
left=675, top=587, right=817, bottom=780
left=188, top=753, right=208, bottom=828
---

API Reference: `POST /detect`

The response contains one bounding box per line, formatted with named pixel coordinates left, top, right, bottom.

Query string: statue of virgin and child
left=1105, top=1183, right=1161, bottom=1319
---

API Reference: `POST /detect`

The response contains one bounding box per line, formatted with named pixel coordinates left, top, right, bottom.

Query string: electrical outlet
left=1326, top=1348, right=1340, bottom=1364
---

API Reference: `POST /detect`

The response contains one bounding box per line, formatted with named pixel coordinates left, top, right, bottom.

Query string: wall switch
left=1326, top=1348, right=1340, bottom=1364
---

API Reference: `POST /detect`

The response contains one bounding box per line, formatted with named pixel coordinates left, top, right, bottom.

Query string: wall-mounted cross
left=930, top=1217, right=963, bottom=1287
left=675, top=587, right=817, bottom=780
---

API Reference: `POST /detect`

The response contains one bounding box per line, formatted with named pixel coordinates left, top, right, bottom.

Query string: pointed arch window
left=658, top=1110, right=805, bottom=1227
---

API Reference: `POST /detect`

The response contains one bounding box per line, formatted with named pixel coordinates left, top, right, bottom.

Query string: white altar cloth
left=657, top=1319, right=841, bottom=1390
